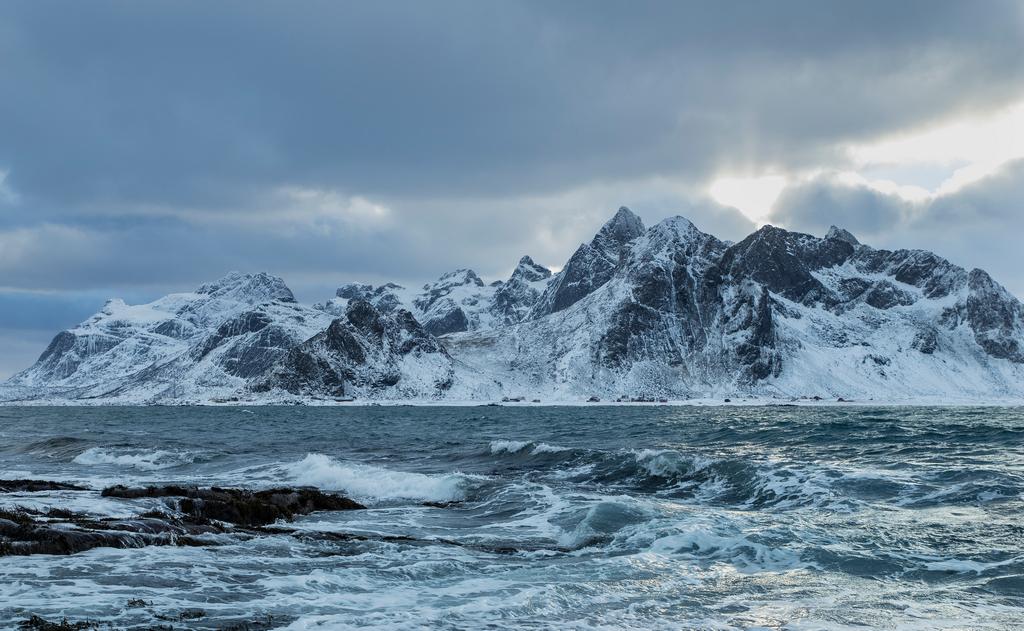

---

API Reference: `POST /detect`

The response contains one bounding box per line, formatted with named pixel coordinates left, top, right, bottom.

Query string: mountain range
left=3, top=207, right=1023, bottom=404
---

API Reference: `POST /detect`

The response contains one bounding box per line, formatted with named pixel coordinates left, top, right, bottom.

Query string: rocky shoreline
left=0, top=478, right=575, bottom=628
left=0, top=480, right=366, bottom=557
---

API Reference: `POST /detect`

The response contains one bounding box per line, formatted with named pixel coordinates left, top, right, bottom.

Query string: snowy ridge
left=3, top=209, right=1023, bottom=404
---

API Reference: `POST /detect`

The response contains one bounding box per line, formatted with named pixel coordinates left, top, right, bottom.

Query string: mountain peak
left=652, top=215, right=697, bottom=235
left=196, top=271, right=297, bottom=304
left=430, top=268, right=484, bottom=289
left=826, top=225, right=860, bottom=246
left=512, top=256, right=552, bottom=282
left=597, top=207, right=645, bottom=244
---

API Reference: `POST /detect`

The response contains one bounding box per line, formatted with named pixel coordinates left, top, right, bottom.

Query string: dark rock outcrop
left=532, top=207, right=645, bottom=316
left=825, top=225, right=860, bottom=246
left=5, top=207, right=1024, bottom=402
left=331, top=282, right=407, bottom=314
left=255, top=299, right=454, bottom=398
left=721, top=225, right=854, bottom=307
left=490, top=256, right=552, bottom=326
left=1, top=485, right=364, bottom=557
left=0, top=506, right=221, bottom=556
left=413, top=269, right=486, bottom=335
left=966, top=269, right=1024, bottom=363
left=102, top=485, right=365, bottom=526
left=0, top=479, right=88, bottom=493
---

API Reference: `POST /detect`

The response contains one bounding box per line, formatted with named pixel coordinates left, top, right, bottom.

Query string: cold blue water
left=1, top=405, right=1022, bottom=630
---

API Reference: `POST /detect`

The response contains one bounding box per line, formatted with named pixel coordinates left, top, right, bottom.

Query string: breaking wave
left=488, top=439, right=570, bottom=455
left=478, top=442, right=1015, bottom=511
left=283, top=453, right=473, bottom=502
left=72, top=447, right=202, bottom=470
left=16, top=436, right=91, bottom=460
left=5, top=406, right=1022, bottom=630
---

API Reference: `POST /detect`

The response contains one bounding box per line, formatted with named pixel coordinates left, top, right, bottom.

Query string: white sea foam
left=647, top=526, right=804, bottom=572
left=489, top=440, right=570, bottom=455
left=922, top=557, right=1021, bottom=574
left=634, top=449, right=715, bottom=478
left=71, top=447, right=198, bottom=470
left=532, top=442, right=570, bottom=454
left=283, top=453, right=470, bottom=502
left=489, top=440, right=530, bottom=454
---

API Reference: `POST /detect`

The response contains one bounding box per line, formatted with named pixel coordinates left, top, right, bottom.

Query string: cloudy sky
left=1, top=0, right=1022, bottom=377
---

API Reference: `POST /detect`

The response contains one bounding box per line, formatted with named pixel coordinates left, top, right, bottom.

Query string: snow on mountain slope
left=316, top=257, right=555, bottom=336
left=3, top=208, right=1023, bottom=404
left=254, top=299, right=457, bottom=400
left=530, top=206, right=645, bottom=318
left=2, top=273, right=333, bottom=403
left=442, top=216, right=1024, bottom=401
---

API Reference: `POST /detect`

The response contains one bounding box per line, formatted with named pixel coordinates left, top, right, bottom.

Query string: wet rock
left=217, top=614, right=280, bottom=631
left=0, top=479, right=88, bottom=493
left=155, top=609, right=207, bottom=622
left=2, top=486, right=364, bottom=557
left=18, top=615, right=100, bottom=630
left=101, top=485, right=365, bottom=527
left=0, top=506, right=221, bottom=556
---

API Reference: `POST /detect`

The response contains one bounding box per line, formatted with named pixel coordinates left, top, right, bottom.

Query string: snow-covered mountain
left=1, top=272, right=335, bottom=402
left=315, top=255, right=553, bottom=336
left=3, top=208, right=1023, bottom=403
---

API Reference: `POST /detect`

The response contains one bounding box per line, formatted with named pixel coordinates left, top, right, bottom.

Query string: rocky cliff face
left=442, top=210, right=1024, bottom=400
left=254, top=299, right=454, bottom=399
left=530, top=206, right=645, bottom=317
left=489, top=256, right=552, bottom=326
left=315, top=257, right=556, bottom=337
left=4, top=208, right=1023, bottom=403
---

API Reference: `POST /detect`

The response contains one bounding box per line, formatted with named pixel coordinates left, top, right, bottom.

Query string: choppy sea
left=1, top=405, right=1022, bottom=630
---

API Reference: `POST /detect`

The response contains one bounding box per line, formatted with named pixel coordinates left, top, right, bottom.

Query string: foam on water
left=489, top=439, right=570, bottom=455
left=2, top=405, right=1022, bottom=630
left=72, top=446, right=201, bottom=470
left=282, top=453, right=472, bottom=502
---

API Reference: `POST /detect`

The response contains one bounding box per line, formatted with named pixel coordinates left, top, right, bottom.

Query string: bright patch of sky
left=709, top=100, right=1024, bottom=223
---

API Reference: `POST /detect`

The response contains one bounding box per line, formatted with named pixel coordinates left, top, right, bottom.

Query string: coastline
left=3, top=396, right=1024, bottom=408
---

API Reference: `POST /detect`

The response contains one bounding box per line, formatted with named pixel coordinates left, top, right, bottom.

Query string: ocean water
left=1, top=405, right=1022, bottom=630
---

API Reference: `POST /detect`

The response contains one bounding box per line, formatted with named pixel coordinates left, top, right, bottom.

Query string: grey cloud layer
left=769, top=159, right=1024, bottom=296
left=0, top=1, right=1022, bottom=377
left=1, top=1, right=1021, bottom=214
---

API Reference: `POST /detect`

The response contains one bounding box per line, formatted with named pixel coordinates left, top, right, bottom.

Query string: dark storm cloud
left=0, top=1, right=1022, bottom=377
left=769, top=179, right=915, bottom=237
left=1, top=0, right=1021, bottom=212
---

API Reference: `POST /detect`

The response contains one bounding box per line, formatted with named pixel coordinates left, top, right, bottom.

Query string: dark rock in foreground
left=0, top=479, right=88, bottom=493
left=1, top=485, right=364, bottom=556
left=18, top=615, right=100, bottom=630
left=101, top=485, right=365, bottom=527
